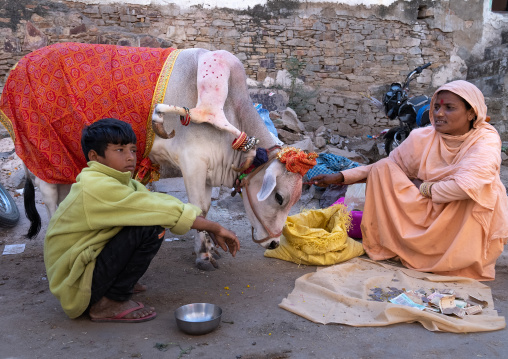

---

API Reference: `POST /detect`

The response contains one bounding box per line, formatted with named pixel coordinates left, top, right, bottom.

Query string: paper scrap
left=2, top=244, right=26, bottom=255
left=390, top=293, right=426, bottom=310
left=439, top=295, right=456, bottom=313
left=465, top=305, right=483, bottom=315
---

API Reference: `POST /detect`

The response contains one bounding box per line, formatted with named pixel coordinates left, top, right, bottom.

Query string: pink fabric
left=332, top=197, right=363, bottom=239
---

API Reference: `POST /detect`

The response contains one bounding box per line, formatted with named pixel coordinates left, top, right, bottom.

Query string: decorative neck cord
left=231, top=147, right=270, bottom=197
left=180, top=107, right=191, bottom=126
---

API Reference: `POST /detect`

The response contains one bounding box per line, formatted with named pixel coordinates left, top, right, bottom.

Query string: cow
left=0, top=43, right=314, bottom=271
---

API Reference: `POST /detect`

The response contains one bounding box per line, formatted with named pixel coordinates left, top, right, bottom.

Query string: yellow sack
left=264, top=204, right=365, bottom=265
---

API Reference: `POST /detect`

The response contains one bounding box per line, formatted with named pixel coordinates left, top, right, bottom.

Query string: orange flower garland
left=276, top=147, right=318, bottom=177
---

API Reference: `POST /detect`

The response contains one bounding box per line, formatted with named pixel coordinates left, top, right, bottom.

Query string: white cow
left=11, top=46, right=306, bottom=271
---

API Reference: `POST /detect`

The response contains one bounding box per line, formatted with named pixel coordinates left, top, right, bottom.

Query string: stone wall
left=0, top=0, right=506, bottom=142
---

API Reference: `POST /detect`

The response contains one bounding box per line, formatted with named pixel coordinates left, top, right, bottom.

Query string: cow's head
left=239, top=147, right=317, bottom=249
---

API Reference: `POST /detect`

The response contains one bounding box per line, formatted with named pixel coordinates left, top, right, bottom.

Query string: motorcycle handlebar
left=416, top=62, right=432, bottom=73
left=404, top=62, right=432, bottom=88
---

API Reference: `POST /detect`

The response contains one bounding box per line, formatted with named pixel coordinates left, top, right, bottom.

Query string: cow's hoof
left=212, top=248, right=222, bottom=260
left=196, top=258, right=217, bottom=271
left=210, top=256, right=219, bottom=268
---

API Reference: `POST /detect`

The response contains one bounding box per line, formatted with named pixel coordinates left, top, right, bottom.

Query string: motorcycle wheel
left=0, top=182, right=20, bottom=227
left=384, top=128, right=408, bottom=155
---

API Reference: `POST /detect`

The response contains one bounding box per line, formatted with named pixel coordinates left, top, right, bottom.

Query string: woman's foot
left=133, top=283, right=147, bottom=293
left=89, top=297, right=156, bottom=322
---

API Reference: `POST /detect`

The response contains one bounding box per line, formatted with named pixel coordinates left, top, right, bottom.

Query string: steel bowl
left=174, top=303, right=222, bottom=335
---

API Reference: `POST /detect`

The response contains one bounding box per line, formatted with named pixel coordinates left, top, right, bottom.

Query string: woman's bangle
left=420, top=182, right=434, bottom=198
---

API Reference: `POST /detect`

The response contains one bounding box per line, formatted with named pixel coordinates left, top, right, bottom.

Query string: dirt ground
left=1, top=135, right=508, bottom=359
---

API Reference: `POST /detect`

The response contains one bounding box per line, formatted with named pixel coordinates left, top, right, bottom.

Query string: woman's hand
left=308, top=172, right=345, bottom=187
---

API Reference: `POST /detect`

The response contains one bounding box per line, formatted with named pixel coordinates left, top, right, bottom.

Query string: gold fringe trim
left=0, top=107, right=15, bottom=141
left=143, top=48, right=184, bottom=158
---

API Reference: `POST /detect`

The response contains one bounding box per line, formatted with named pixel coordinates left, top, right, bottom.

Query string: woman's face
left=433, top=91, right=476, bottom=136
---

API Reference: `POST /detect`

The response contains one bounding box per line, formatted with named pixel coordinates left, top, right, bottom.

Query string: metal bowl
left=174, top=303, right=222, bottom=335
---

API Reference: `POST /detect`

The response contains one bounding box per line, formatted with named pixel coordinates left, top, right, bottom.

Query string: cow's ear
left=257, top=162, right=279, bottom=201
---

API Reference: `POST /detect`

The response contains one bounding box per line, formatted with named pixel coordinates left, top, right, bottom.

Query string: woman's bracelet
left=420, top=182, right=434, bottom=198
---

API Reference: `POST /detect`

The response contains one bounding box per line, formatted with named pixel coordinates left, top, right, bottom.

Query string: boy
left=44, top=118, right=239, bottom=323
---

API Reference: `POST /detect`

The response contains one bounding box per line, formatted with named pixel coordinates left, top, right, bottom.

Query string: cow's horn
left=152, top=121, right=175, bottom=139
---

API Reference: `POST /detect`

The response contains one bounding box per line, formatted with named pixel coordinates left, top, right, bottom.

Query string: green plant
left=285, top=57, right=318, bottom=114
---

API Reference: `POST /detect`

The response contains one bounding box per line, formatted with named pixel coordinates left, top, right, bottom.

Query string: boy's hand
left=309, top=172, right=345, bottom=187
left=192, top=216, right=240, bottom=257
left=208, top=227, right=240, bottom=257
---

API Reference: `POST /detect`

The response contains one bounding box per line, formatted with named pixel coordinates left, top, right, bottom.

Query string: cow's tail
left=23, top=168, right=41, bottom=239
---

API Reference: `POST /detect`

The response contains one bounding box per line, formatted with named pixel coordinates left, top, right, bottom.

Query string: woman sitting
left=310, top=80, right=508, bottom=280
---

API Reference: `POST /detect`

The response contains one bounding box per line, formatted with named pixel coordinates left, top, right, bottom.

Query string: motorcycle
left=382, top=62, right=432, bottom=154
left=0, top=180, right=19, bottom=228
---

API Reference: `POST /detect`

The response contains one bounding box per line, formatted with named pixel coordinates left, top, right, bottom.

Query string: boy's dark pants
left=90, top=225, right=165, bottom=305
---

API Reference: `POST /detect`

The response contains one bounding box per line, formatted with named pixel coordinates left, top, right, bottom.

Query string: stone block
left=364, top=39, right=388, bottom=47
left=22, top=22, right=47, bottom=51
left=314, top=136, right=327, bottom=148
left=322, top=146, right=365, bottom=163
left=328, top=96, right=345, bottom=106
left=4, top=37, right=20, bottom=53
left=70, top=24, right=87, bottom=35
left=400, top=37, right=421, bottom=47
left=321, top=78, right=350, bottom=90
left=259, top=59, right=275, bottom=69
left=315, top=102, right=330, bottom=115
left=139, top=36, right=160, bottom=48
left=278, top=128, right=303, bottom=143
left=83, top=6, right=100, bottom=15
left=286, top=38, right=310, bottom=47
left=312, top=21, right=327, bottom=31
left=336, top=122, right=356, bottom=136
left=291, top=137, right=316, bottom=152
left=409, top=47, right=422, bottom=55
left=120, top=15, right=137, bottom=22
left=302, top=120, right=324, bottom=132
left=100, top=6, right=117, bottom=14
left=212, top=20, right=234, bottom=27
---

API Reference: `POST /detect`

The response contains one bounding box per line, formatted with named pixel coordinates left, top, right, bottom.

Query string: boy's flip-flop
left=90, top=301, right=157, bottom=323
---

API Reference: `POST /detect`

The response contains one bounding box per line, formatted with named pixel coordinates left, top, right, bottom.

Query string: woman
left=311, top=80, right=508, bottom=280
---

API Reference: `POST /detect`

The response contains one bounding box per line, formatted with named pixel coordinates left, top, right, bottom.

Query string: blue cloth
left=255, top=103, right=278, bottom=138
left=306, top=153, right=360, bottom=180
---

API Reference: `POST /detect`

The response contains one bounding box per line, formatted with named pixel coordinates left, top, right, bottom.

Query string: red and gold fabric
left=0, top=42, right=181, bottom=184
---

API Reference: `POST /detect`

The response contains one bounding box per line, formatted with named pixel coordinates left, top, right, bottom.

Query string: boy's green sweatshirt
left=44, top=161, right=202, bottom=318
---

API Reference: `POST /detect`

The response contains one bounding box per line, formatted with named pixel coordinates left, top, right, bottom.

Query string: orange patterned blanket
left=0, top=42, right=178, bottom=184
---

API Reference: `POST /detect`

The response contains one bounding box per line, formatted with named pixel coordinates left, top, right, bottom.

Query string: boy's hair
left=81, top=118, right=137, bottom=161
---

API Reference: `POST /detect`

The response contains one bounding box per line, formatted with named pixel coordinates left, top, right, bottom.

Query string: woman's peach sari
left=342, top=81, right=508, bottom=280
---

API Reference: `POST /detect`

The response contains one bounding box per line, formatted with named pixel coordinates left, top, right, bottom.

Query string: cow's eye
left=275, top=192, right=284, bottom=205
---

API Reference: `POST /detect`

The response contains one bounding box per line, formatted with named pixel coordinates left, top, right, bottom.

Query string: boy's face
left=88, top=143, right=137, bottom=175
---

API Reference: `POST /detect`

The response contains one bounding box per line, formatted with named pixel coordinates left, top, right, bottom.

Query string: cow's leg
left=153, top=50, right=243, bottom=139
left=182, top=169, right=219, bottom=271
left=34, top=178, right=59, bottom=220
